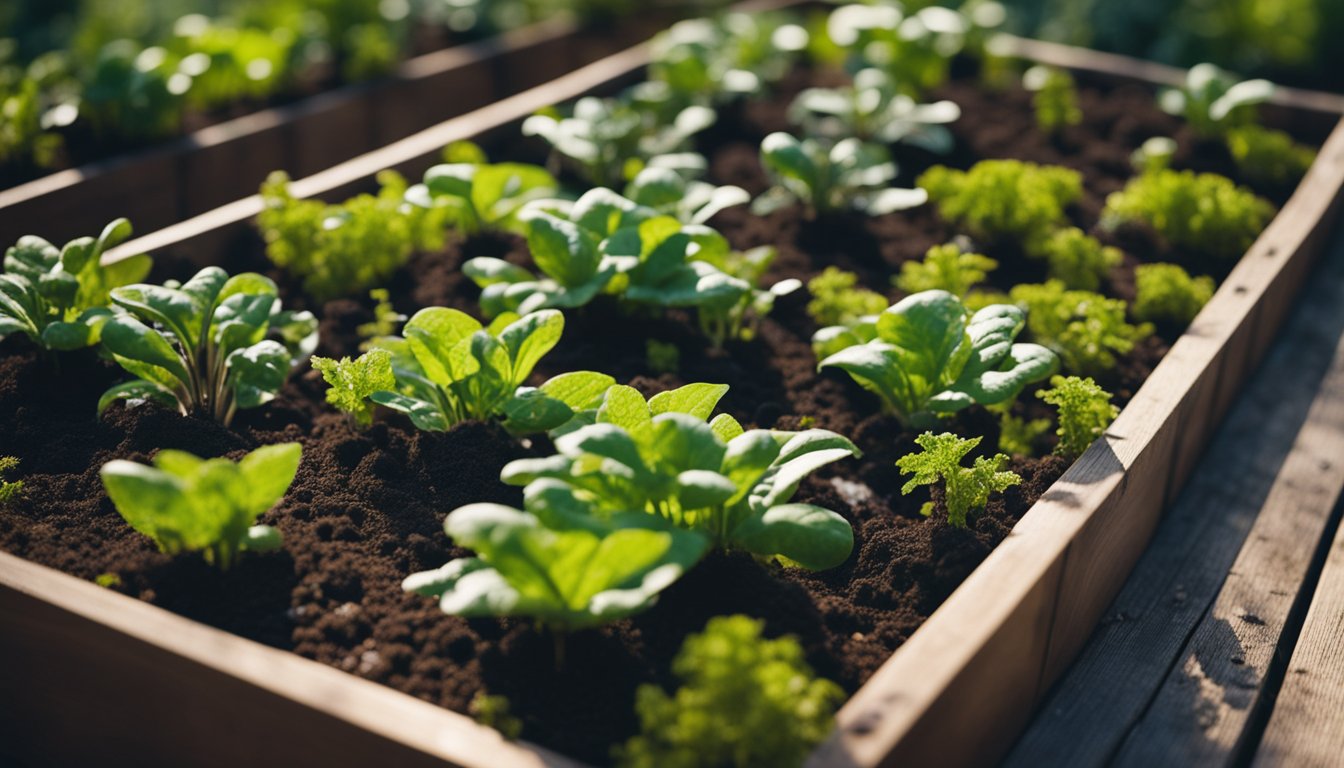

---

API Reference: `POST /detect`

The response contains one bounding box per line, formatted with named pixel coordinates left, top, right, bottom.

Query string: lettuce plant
left=1158, top=62, right=1273, bottom=138
left=998, top=412, right=1050, bottom=458
left=1037, top=374, right=1118, bottom=458
left=1009, top=281, right=1150, bottom=377
left=917, top=160, right=1082, bottom=245
left=98, top=267, right=317, bottom=425
left=1032, top=227, right=1121, bottom=292
left=894, top=242, right=997, bottom=297
left=311, top=349, right=395, bottom=429
left=1131, top=263, right=1215, bottom=326
left=1023, top=65, right=1082, bottom=135
left=1101, top=169, right=1272, bottom=260
left=617, top=615, right=844, bottom=768
left=693, top=245, right=802, bottom=347
left=368, top=307, right=613, bottom=434
left=404, top=150, right=558, bottom=236
left=0, top=456, right=22, bottom=505
left=896, top=431, right=1020, bottom=527
left=502, top=414, right=860, bottom=570
left=100, top=443, right=301, bottom=569
left=1226, top=126, right=1316, bottom=187
left=1, top=218, right=151, bottom=351
left=817, top=290, right=1058, bottom=428
left=755, top=132, right=928, bottom=218
left=789, top=68, right=960, bottom=152
left=806, top=266, right=887, bottom=328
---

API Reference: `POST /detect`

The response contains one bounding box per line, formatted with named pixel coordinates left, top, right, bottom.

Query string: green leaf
left=732, top=503, right=853, bottom=570
left=237, top=442, right=302, bottom=517
left=709, top=413, right=744, bottom=442
left=499, top=310, right=564, bottom=387
left=539, top=371, right=616, bottom=410
left=227, top=341, right=291, bottom=409
left=463, top=257, right=534, bottom=287
left=597, top=384, right=653, bottom=432
left=404, top=307, right=484, bottom=387
left=370, top=390, right=451, bottom=431
left=502, top=389, right=575, bottom=433
left=648, top=383, right=729, bottom=421
left=524, top=211, right=602, bottom=288
left=101, top=315, right=191, bottom=386
left=97, top=379, right=179, bottom=416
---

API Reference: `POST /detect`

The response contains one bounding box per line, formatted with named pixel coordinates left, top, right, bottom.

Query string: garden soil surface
left=0, top=63, right=1324, bottom=763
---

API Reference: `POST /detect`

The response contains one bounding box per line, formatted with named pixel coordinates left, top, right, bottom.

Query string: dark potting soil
left=0, top=65, right=1320, bottom=763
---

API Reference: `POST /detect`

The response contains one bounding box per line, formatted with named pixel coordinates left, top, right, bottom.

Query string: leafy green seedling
left=1, top=218, right=150, bottom=351
left=624, top=156, right=751, bottom=225
left=694, top=245, right=801, bottom=347
left=998, top=412, right=1050, bottom=458
left=0, top=456, right=22, bottom=504
left=404, top=151, right=558, bottom=236
left=789, top=67, right=960, bottom=151
left=648, top=14, right=808, bottom=106
left=99, top=267, right=317, bottom=425
left=917, top=160, right=1082, bottom=244
left=896, top=431, right=1020, bottom=527
left=1226, top=126, right=1316, bottom=188
left=754, top=132, right=928, bottom=218
left=100, top=443, right=301, bottom=569
left=894, top=242, right=997, bottom=297
left=1158, top=62, right=1273, bottom=138
left=312, top=349, right=395, bottom=428
left=1101, top=168, right=1272, bottom=260
left=1131, top=263, right=1215, bottom=327
left=1023, top=65, right=1082, bottom=135
left=806, top=266, right=888, bottom=330
left=616, top=615, right=844, bottom=768
left=1010, top=281, right=1150, bottom=377
left=1131, top=136, right=1177, bottom=174
left=1037, top=374, right=1118, bottom=458
left=550, top=381, right=741, bottom=440
left=1031, top=227, right=1121, bottom=292
left=825, top=4, right=979, bottom=96
left=356, top=288, right=404, bottom=350
left=470, top=692, right=522, bottom=741
left=817, top=290, right=1058, bottom=427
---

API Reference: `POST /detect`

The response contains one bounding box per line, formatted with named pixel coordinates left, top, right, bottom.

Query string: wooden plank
left=1004, top=224, right=1344, bottom=767
left=1253, top=503, right=1344, bottom=765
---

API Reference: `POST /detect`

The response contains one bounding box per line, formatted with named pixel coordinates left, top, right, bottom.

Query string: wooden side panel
left=181, top=117, right=288, bottom=216
left=288, top=90, right=379, bottom=179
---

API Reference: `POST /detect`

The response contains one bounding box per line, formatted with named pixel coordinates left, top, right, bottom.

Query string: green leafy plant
left=356, top=288, right=404, bottom=349
left=100, top=443, right=301, bottom=569
left=0, top=456, right=23, bottom=504
left=824, top=4, right=985, bottom=96
left=1, top=218, right=151, bottom=352
left=896, top=431, right=1020, bottom=527
left=648, top=13, right=808, bottom=107
left=998, top=412, right=1050, bottom=458
left=894, top=242, right=997, bottom=297
left=470, top=692, right=522, bottom=741
left=258, top=170, right=446, bottom=301
left=550, top=381, right=741, bottom=441
left=1023, top=65, right=1082, bottom=135
left=646, top=339, right=681, bottom=374
left=754, top=133, right=928, bottom=218
left=1158, top=62, right=1273, bottom=138
left=616, top=615, right=844, bottom=768
left=1009, top=281, right=1150, bottom=377
left=817, top=290, right=1058, bottom=427
left=1130, top=136, right=1178, bottom=174
left=1031, top=227, right=1121, bottom=292
left=366, top=307, right=612, bottom=434
left=918, top=160, right=1082, bottom=245
left=502, top=412, right=860, bottom=570
left=806, top=266, right=887, bottom=328
left=1037, top=374, right=1118, bottom=458
left=81, top=41, right=185, bottom=142
left=624, top=156, right=751, bottom=225
left=789, top=67, right=960, bottom=151
left=404, top=148, right=558, bottom=236
left=694, top=246, right=802, bottom=348
left=1226, top=125, right=1316, bottom=187
left=1131, top=263, right=1215, bottom=326
left=1101, top=169, right=1273, bottom=260
left=98, top=267, right=318, bottom=425
left=311, top=348, right=395, bottom=428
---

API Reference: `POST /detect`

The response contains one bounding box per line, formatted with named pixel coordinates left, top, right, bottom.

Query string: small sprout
left=311, top=349, right=395, bottom=429
left=1132, top=263, right=1215, bottom=327
left=100, top=443, right=301, bottom=569
left=754, top=132, right=928, bottom=218
left=918, top=160, right=1082, bottom=244
left=616, top=615, right=844, bottom=768
left=790, top=67, right=960, bottom=151
left=806, top=266, right=888, bottom=328
left=894, top=242, right=997, bottom=297
left=646, top=339, right=680, bottom=374
left=1023, top=65, right=1082, bottom=136
left=1030, top=227, right=1122, bottom=292
left=1158, top=63, right=1273, bottom=139
left=1037, top=375, right=1118, bottom=458
left=999, top=412, right=1051, bottom=458
left=95, top=572, right=122, bottom=589
left=1226, top=126, right=1316, bottom=188
left=695, top=246, right=801, bottom=347
left=0, top=456, right=23, bottom=504
left=1102, top=169, right=1273, bottom=260
left=356, top=288, right=405, bottom=350
left=1010, top=281, right=1151, bottom=377
left=469, top=692, right=522, bottom=741
left=897, top=432, right=1021, bottom=527
left=1131, top=137, right=1177, bottom=174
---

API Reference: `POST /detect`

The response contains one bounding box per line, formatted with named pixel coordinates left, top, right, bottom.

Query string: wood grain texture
left=1005, top=219, right=1344, bottom=768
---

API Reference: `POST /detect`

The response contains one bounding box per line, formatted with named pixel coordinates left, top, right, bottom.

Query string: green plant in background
left=1226, top=126, right=1316, bottom=187
left=404, top=143, right=559, bottom=236
left=469, top=692, right=522, bottom=741
left=1131, top=263, right=1215, bottom=326
left=1031, top=227, right=1121, bottom=292
left=1101, top=168, right=1272, bottom=261
left=694, top=246, right=802, bottom=348
left=789, top=67, right=961, bottom=152
left=645, top=339, right=681, bottom=374
left=623, top=156, right=751, bottom=226
left=824, top=3, right=993, bottom=96
left=98, top=266, right=318, bottom=425
left=998, top=412, right=1050, bottom=458
left=1037, top=374, right=1118, bottom=458
left=0, top=54, right=65, bottom=171
left=917, top=160, right=1082, bottom=245
left=647, top=13, right=809, bottom=108
left=755, top=132, right=928, bottom=218
left=616, top=615, right=844, bottom=768
left=80, top=41, right=186, bottom=142
left=311, top=348, right=395, bottom=429
left=258, top=170, right=446, bottom=302
left=168, top=16, right=290, bottom=110
left=1130, top=136, right=1177, bottom=174
left=1009, top=280, right=1149, bottom=377
left=816, top=290, right=1058, bottom=427
left=894, top=242, right=998, bottom=297
left=896, top=431, right=1021, bottom=527
left=356, top=288, right=404, bottom=349
left=1, top=218, right=151, bottom=352
left=1023, top=64, right=1082, bottom=135
left=502, top=414, right=860, bottom=570
left=0, top=456, right=23, bottom=504
left=1157, top=62, right=1273, bottom=138
left=100, top=442, right=301, bottom=569
left=806, top=266, right=888, bottom=328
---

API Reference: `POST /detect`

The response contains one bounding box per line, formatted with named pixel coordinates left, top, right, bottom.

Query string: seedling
left=1131, top=263, right=1215, bottom=327
left=624, top=157, right=751, bottom=225
left=549, top=381, right=742, bottom=440
left=1010, top=281, right=1150, bottom=377
left=894, top=242, right=997, bottom=297
left=694, top=245, right=801, bottom=347
left=0, top=456, right=22, bottom=504
left=645, top=339, right=681, bottom=374
left=311, top=349, right=395, bottom=429
left=1158, top=63, right=1273, bottom=139
left=1031, top=227, right=1121, bottom=292
left=100, top=443, right=301, bottom=569
left=918, top=160, right=1082, bottom=244
left=356, top=288, right=404, bottom=349
left=806, top=266, right=887, bottom=329
left=1037, top=375, right=1118, bottom=458
left=1102, top=168, right=1272, bottom=260
left=896, top=431, right=1020, bottom=527
left=825, top=4, right=978, bottom=96
left=1226, top=126, right=1316, bottom=188
left=1023, top=65, right=1082, bottom=135
left=404, top=148, right=558, bottom=236
left=755, top=132, right=927, bottom=218
left=789, top=68, right=960, bottom=151
left=1131, top=137, right=1177, bottom=174
left=998, top=412, right=1050, bottom=458
left=649, top=13, right=808, bottom=107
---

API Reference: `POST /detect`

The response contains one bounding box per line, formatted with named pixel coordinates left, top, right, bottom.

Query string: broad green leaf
left=237, top=442, right=302, bottom=516
left=404, top=307, right=484, bottom=387
left=227, top=341, right=291, bottom=409
left=732, top=503, right=853, bottom=570
left=502, top=389, right=575, bottom=433
left=463, top=257, right=534, bottom=287
left=597, top=384, right=653, bottom=432
left=370, top=390, right=451, bottom=431
left=97, top=379, right=178, bottom=416
left=524, top=211, right=602, bottom=288
left=649, top=382, right=729, bottom=420
left=709, top=412, right=744, bottom=442
left=539, top=371, right=616, bottom=410
left=101, top=315, right=191, bottom=386
left=499, top=310, right=564, bottom=387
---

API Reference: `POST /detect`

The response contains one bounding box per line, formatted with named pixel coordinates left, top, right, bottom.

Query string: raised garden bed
left=3, top=7, right=1344, bottom=768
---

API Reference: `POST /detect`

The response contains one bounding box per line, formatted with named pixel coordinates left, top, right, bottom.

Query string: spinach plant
left=404, top=150, right=558, bottom=236
left=894, top=242, right=997, bottom=297
left=694, top=246, right=802, bottom=348
left=789, top=67, right=960, bottom=152
left=100, top=443, right=301, bottom=569
left=648, top=13, right=808, bottom=107
left=825, top=4, right=981, bottom=96
left=1037, top=374, right=1118, bottom=458
left=1158, top=62, right=1273, bottom=138
left=817, top=290, right=1057, bottom=427
left=896, top=431, right=1020, bottom=527
left=1101, top=169, right=1272, bottom=260
left=1, top=218, right=151, bottom=351
left=755, top=132, right=928, bottom=218
left=550, top=381, right=743, bottom=440
left=98, top=267, right=318, bottom=425
left=624, top=158, right=751, bottom=226
left=1132, top=263, right=1215, bottom=326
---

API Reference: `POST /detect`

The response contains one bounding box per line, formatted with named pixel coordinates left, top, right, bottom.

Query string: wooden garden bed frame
left=3, top=15, right=1344, bottom=767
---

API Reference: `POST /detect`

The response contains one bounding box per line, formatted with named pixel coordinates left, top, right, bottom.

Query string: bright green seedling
left=1158, top=62, right=1273, bottom=138
left=1023, top=65, right=1082, bottom=136
left=624, top=156, right=751, bottom=225
left=998, top=412, right=1051, bottom=458
left=550, top=381, right=742, bottom=440
left=368, top=307, right=613, bottom=434
left=0, top=218, right=150, bottom=352
left=894, top=242, right=997, bottom=297
left=789, top=67, right=960, bottom=151
left=1132, top=263, right=1215, bottom=327
left=404, top=148, right=558, bottom=236
left=356, top=288, right=404, bottom=350
left=1032, top=227, right=1122, bottom=292
left=754, top=132, right=928, bottom=218
left=311, top=349, right=395, bottom=429
left=918, top=160, right=1082, bottom=244
left=694, top=245, right=802, bottom=347
left=1101, top=169, right=1272, bottom=261
left=0, top=456, right=22, bottom=504
left=896, top=432, right=1020, bottom=527
left=1037, top=374, right=1118, bottom=458
left=99, top=267, right=317, bottom=425
left=100, top=443, right=301, bottom=569
left=616, top=615, right=844, bottom=768
left=648, top=13, right=808, bottom=107
left=824, top=3, right=983, bottom=96
left=1010, top=281, right=1150, bottom=377
left=1226, top=126, right=1316, bottom=188
left=470, top=692, right=522, bottom=741
left=502, top=412, right=860, bottom=570
left=817, top=290, right=1058, bottom=428
left=1131, top=137, right=1178, bottom=174
left=806, top=266, right=888, bottom=330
